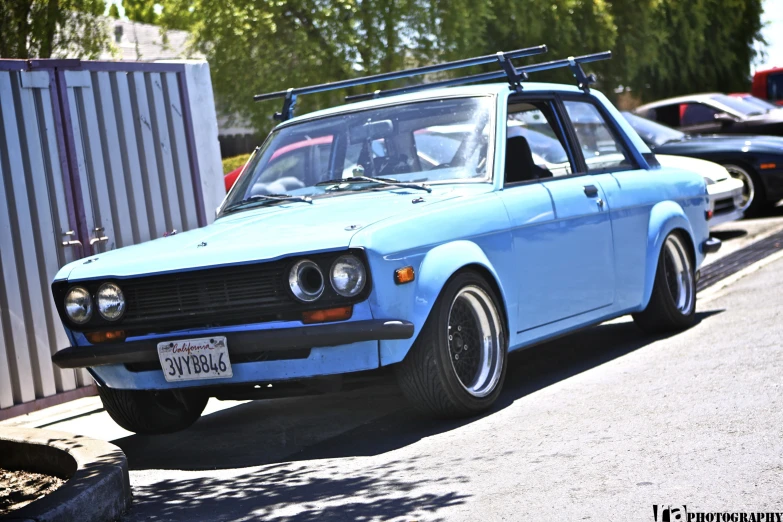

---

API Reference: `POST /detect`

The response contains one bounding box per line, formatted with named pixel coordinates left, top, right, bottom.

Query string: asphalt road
left=6, top=210, right=783, bottom=522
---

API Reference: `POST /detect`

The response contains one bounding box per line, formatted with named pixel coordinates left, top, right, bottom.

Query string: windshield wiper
left=316, top=175, right=432, bottom=193
left=223, top=193, right=313, bottom=213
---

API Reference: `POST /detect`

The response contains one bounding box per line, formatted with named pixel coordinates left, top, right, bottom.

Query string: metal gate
left=0, top=59, right=224, bottom=417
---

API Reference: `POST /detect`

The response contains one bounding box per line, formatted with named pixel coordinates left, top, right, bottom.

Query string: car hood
left=59, top=186, right=482, bottom=281
left=656, top=154, right=730, bottom=183
left=655, top=133, right=783, bottom=154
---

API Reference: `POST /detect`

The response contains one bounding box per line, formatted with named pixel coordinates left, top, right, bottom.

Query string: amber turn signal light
left=394, top=266, right=415, bottom=285
left=302, top=306, right=353, bottom=324
left=85, top=330, right=126, bottom=344
left=760, top=163, right=776, bottom=170
left=705, top=209, right=714, bottom=221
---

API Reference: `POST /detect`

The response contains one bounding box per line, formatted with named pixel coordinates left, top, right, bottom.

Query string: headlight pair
left=289, top=255, right=366, bottom=302
left=64, top=283, right=125, bottom=324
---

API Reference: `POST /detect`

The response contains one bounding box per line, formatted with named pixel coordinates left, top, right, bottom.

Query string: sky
left=756, top=0, right=783, bottom=70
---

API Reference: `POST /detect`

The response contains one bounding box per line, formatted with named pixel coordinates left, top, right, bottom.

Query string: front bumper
left=52, top=319, right=414, bottom=369
left=707, top=177, right=744, bottom=228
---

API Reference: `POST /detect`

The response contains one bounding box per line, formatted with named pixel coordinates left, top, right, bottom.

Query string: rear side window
left=563, top=100, right=634, bottom=173
left=769, top=72, right=783, bottom=101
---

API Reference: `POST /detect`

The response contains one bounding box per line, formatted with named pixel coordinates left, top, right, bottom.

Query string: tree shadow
left=114, top=310, right=723, bottom=473
left=124, top=458, right=466, bottom=522
left=117, top=310, right=724, bottom=522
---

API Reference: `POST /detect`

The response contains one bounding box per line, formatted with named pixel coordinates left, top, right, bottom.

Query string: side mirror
left=713, top=112, right=736, bottom=126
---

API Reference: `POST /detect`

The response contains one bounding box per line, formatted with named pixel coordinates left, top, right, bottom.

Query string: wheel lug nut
left=464, top=345, right=468, bottom=350
left=449, top=335, right=453, bottom=341
left=455, top=354, right=459, bottom=360
left=458, top=326, right=462, bottom=331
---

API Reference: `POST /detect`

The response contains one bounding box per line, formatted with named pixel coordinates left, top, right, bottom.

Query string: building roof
left=99, top=19, right=204, bottom=62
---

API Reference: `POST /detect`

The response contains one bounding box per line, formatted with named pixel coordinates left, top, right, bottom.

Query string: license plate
left=157, top=336, right=233, bottom=382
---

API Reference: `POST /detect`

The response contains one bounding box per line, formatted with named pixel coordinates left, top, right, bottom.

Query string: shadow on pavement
left=114, top=310, right=722, bottom=473
left=125, top=457, right=467, bottom=522
left=118, top=310, right=723, bottom=522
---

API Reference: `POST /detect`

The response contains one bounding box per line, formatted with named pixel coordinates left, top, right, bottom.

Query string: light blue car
left=51, top=49, right=719, bottom=434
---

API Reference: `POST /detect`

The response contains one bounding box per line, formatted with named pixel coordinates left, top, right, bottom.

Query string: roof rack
left=346, top=51, right=612, bottom=103
left=253, top=46, right=611, bottom=121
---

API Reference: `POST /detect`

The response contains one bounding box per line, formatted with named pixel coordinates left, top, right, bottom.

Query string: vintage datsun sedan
left=51, top=49, right=719, bottom=434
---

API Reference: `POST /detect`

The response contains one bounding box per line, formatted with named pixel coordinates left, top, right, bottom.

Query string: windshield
left=221, top=97, right=493, bottom=214
left=710, top=94, right=765, bottom=116
left=622, top=111, right=685, bottom=147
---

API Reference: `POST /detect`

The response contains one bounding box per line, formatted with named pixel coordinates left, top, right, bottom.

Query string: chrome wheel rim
left=662, top=235, right=695, bottom=314
left=725, top=164, right=754, bottom=212
left=446, top=285, right=503, bottom=398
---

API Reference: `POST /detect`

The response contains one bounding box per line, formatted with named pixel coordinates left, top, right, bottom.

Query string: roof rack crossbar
left=345, top=51, right=612, bottom=103
left=255, top=45, right=548, bottom=120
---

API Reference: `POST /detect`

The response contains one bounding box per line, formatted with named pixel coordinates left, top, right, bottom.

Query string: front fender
left=640, top=201, right=696, bottom=310
left=378, top=240, right=508, bottom=366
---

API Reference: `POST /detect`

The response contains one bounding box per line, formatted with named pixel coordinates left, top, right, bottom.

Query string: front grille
left=122, top=262, right=289, bottom=326
left=58, top=250, right=371, bottom=334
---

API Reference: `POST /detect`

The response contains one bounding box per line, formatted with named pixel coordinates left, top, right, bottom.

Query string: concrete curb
left=0, top=427, right=131, bottom=522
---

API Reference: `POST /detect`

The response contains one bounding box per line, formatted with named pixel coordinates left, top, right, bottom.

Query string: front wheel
left=633, top=232, right=696, bottom=334
left=396, top=271, right=507, bottom=418
left=98, top=386, right=208, bottom=435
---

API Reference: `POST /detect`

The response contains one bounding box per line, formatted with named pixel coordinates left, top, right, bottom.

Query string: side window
left=680, top=103, right=718, bottom=126
left=652, top=105, right=681, bottom=127
left=563, top=100, right=634, bottom=173
left=768, top=72, right=783, bottom=101
left=506, top=102, right=573, bottom=183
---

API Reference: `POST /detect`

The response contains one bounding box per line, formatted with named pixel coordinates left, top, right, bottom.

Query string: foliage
left=0, top=0, right=112, bottom=59
left=222, top=153, right=252, bottom=174
left=623, top=0, right=765, bottom=100
left=121, top=0, right=765, bottom=131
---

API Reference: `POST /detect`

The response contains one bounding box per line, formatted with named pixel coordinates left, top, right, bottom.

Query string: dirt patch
left=0, top=467, right=66, bottom=515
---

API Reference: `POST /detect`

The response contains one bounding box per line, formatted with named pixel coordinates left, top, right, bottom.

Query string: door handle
left=61, top=230, right=82, bottom=247
left=89, top=227, right=109, bottom=246
left=583, top=185, right=599, bottom=197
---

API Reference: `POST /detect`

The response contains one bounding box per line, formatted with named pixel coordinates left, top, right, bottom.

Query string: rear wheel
left=633, top=232, right=696, bottom=334
left=724, top=163, right=769, bottom=217
left=396, top=271, right=507, bottom=417
left=98, top=386, right=207, bottom=435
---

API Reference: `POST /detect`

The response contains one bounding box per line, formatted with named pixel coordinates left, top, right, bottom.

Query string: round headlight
left=289, top=260, right=325, bottom=302
left=96, top=283, right=125, bottom=321
left=64, top=286, right=93, bottom=324
left=330, top=255, right=366, bottom=297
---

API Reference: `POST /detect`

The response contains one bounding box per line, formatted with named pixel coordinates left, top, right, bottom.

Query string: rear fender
left=640, top=201, right=695, bottom=309
left=379, top=240, right=508, bottom=366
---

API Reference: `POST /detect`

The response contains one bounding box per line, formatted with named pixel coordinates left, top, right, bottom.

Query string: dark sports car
left=623, top=112, right=783, bottom=216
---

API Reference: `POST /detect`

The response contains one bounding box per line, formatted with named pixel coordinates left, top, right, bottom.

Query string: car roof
left=636, top=93, right=724, bottom=111
left=276, top=82, right=585, bottom=128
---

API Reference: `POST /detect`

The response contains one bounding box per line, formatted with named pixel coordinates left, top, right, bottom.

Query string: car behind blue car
left=51, top=48, right=718, bottom=434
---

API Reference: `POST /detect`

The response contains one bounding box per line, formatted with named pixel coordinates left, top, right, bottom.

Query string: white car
left=657, top=155, right=744, bottom=227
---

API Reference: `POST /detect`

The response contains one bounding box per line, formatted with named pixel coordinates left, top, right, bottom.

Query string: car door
left=499, top=99, right=615, bottom=334
left=560, top=97, right=657, bottom=311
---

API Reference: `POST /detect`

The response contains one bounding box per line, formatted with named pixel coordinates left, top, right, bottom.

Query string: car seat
left=505, top=136, right=552, bottom=184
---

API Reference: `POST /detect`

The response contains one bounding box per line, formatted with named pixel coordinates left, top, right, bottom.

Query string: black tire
left=723, top=163, right=771, bottom=218
left=632, top=232, right=697, bottom=334
left=98, top=385, right=208, bottom=435
left=395, top=270, right=507, bottom=418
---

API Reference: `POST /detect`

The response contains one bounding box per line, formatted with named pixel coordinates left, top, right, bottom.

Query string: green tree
left=612, top=0, right=764, bottom=101
left=0, top=0, right=111, bottom=59
left=158, top=0, right=490, bottom=132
